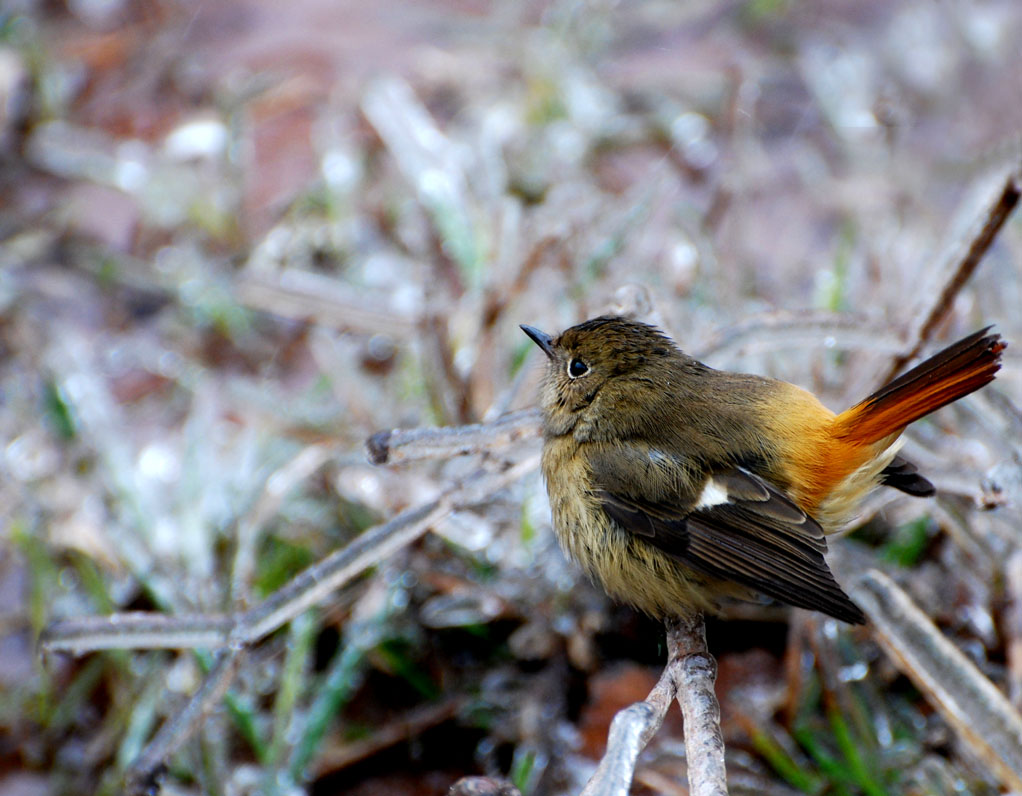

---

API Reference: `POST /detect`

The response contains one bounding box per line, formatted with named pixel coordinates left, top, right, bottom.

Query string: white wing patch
left=647, top=448, right=671, bottom=467
left=696, top=478, right=730, bottom=508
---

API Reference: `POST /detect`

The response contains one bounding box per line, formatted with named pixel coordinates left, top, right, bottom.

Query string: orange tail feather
left=834, top=328, right=1005, bottom=446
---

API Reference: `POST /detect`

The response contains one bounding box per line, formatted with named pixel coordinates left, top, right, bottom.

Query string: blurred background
left=2, top=1, right=1021, bottom=794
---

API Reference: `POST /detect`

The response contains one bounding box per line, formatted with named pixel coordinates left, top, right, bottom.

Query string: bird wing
left=591, top=456, right=865, bottom=624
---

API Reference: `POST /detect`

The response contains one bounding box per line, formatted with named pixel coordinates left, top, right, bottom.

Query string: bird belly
left=542, top=442, right=751, bottom=618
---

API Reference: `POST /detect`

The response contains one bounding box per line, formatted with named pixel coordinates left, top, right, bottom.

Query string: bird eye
left=568, top=358, right=589, bottom=378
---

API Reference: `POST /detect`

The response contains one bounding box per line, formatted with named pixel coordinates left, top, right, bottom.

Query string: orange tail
left=833, top=328, right=1005, bottom=445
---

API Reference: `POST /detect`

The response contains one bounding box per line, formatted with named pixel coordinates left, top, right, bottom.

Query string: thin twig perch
left=668, top=616, right=728, bottom=796
left=581, top=615, right=728, bottom=796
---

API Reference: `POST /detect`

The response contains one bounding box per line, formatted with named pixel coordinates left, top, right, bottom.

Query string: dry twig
left=882, top=169, right=1020, bottom=384
left=667, top=616, right=728, bottom=796
left=850, top=569, right=1022, bottom=791
left=366, top=408, right=541, bottom=465
left=581, top=615, right=728, bottom=796
left=42, top=457, right=537, bottom=794
left=124, top=648, right=245, bottom=796
left=42, top=458, right=537, bottom=655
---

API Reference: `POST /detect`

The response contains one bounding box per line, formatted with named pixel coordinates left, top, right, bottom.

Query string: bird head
left=521, top=316, right=681, bottom=437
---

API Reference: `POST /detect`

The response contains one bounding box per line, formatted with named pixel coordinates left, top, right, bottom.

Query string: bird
left=520, top=316, right=1005, bottom=624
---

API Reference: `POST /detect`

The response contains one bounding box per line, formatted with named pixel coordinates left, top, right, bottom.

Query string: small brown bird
left=521, top=317, right=1005, bottom=624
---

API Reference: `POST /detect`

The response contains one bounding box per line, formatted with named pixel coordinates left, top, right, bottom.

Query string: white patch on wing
left=647, top=449, right=670, bottom=465
left=696, top=478, right=730, bottom=508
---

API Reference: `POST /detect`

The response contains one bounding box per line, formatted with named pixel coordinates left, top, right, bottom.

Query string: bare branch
left=581, top=615, right=729, bottom=796
left=41, top=455, right=539, bottom=654
left=882, top=169, right=1020, bottom=384
left=850, top=569, right=1022, bottom=790
left=668, top=616, right=729, bottom=796
left=580, top=651, right=681, bottom=796
left=41, top=612, right=236, bottom=655
left=42, top=455, right=540, bottom=793
left=124, top=647, right=245, bottom=796
left=366, top=408, right=541, bottom=465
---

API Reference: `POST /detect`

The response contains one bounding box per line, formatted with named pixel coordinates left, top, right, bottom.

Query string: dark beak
left=520, top=324, right=555, bottom=360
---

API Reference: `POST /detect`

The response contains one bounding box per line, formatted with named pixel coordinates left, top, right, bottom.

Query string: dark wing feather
left=596, top=466, right=865, bottom=624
